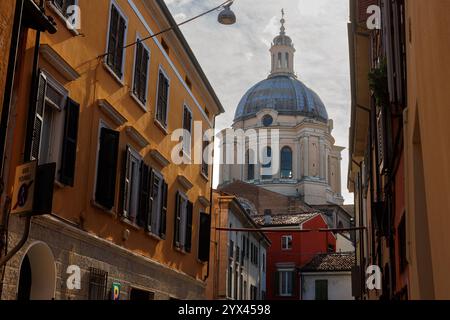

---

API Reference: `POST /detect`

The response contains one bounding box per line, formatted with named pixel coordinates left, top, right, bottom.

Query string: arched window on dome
left=262, top=146, right=272, bottom=180
left=277, top=53, right=282, bottom=68
left=285, top=52, right=289, bottom=69
left=281, top=147, right=293, bottom=179
left=246, top=149, right=255, bottom=181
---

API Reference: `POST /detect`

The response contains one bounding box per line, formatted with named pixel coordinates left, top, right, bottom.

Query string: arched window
left=246, top=149, right=255, bottom=181
left=280, top=147, right=293, bottom=179
left=277, top=53, right=282, bottom=68
left=262, top=146, right=272, bottom=180
left=285, top=52, right=289, bottom=68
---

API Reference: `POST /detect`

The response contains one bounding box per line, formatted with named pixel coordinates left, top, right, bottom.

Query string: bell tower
left=269, top=9, right=296, bottom=78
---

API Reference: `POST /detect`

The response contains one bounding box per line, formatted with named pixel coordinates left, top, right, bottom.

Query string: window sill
left=154, top=119, right=169, bottom=135
left=102, top=62, right=125, bottom=87
left=174, top=246, right=189, bottom=255
left=200, top=171, right=209, bottom=182
left=146, top=232, right=163, bottom=242
left=91, top=200, right=116, bottom=216
left=119, top=217, right=141, bottom=230
left=130, top=91, right=148, bottom=112
left=48, top=3, right=80, bottom=36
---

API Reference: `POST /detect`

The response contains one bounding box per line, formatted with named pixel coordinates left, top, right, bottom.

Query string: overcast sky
left=165, top=0, right=353, bottom=204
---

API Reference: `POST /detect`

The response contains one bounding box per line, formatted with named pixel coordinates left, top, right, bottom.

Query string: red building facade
left=256, top=213, right=336, bottom=300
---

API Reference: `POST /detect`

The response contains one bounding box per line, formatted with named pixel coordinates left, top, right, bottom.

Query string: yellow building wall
left=0, top=0, right=16, bottom=115
left=5, top=0, right=220, bottom=286
left=404, top=0, right=450, bottom=300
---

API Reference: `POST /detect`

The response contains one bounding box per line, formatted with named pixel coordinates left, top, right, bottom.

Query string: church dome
left=234, top=75, right=329, bottom=123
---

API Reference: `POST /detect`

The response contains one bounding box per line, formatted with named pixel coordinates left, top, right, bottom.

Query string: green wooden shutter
left=173, top=192, right=181, bottom=248
left=30, top=71, right=47, bottom=161
left=60, top=97, right=80, bottom=186
left=137, top=162, right=150, bottom=228
left=95, top=127, right=119, bottom=210
left=159, top=180, right=168, bottom=239
left=147, top=168, right=155, bottom=231
left=185, top=201, right=193, bottom=252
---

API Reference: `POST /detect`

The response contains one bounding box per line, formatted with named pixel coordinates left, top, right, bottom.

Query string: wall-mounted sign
left=111, top=282, right=121, bottom=301
left=11, top=161, right=37, bottom=215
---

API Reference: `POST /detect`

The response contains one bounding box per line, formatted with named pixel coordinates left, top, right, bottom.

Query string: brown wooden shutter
left=137, top=162, right=150, bottom=228
left=140, top=48, right=149, bottom=103
left=95, top=127, right=119, bottom=210
left=60, top=97, right=80, bottom=186
left=159, top=180, right=168, bottom=239
left=185, top=201, right=193, bottom=253
left=198, top=212, right=211, bottom=262
left=31, top=72, right=47, bottom=161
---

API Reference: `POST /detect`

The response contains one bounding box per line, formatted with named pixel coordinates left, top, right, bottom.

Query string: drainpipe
left=0, top=0, right=25, bottom=258
left=203, top=116, right=216, bottom=284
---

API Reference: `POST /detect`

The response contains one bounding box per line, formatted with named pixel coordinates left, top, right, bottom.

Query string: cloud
left=164, top=0, right=353, bottom=204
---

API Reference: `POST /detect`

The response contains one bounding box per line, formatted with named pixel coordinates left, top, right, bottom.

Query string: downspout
left=203, top=116, right=216, bottom=283
left=0, top=0, right=25, bottom=256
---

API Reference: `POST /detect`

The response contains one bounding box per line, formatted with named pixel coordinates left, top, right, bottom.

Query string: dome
left=234, top=75, right=329, bottom=123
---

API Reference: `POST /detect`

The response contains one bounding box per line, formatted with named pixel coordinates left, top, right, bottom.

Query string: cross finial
left=280, top=9, right=286, bottom=35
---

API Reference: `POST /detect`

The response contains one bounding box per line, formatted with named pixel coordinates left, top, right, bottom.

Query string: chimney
left=264, top=209, right=272, bottom=225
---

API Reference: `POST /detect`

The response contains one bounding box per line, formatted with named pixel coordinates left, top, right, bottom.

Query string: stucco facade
left=0, top=0, right=223, bottom=300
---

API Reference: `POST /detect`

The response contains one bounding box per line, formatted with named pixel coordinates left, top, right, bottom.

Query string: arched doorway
left=17, top=241, right=56, bottom=300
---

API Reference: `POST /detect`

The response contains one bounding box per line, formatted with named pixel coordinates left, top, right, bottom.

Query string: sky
left=164, top=0, right=353, bottom=204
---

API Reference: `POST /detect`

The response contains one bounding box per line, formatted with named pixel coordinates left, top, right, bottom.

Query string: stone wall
left=1, top=215, right=206, bottom=300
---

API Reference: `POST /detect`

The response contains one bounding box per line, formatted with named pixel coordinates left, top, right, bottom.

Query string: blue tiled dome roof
left=234, top=75, right=328, bottom=123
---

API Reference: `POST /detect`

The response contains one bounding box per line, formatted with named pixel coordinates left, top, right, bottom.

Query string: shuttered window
left=106, top=3, right=127, bottom=79
left=198, top=212, right=211, bottom=262
left=30, top=71, right=79, bottom=187
left=278, top=270, right=294, bottom=296
left=95, top=127, right=120, bottom=210
left=315, top=280, right=328, bottom=300
left=136, top=165, right=167, bottom=238
left=59, top=98, right=80, bottom=186
left=133, top=40, right=150, bottom=105
left=121, top=146, right=141, bottom=222
left=173, top=192, right=193, bottom=252
left=156, top=70, right=169, bottom=126
left=182, top=106, right=192, bottom=156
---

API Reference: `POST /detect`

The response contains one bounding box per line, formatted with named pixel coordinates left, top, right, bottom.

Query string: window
left=236, top=246, right=240, bottom=263
left=52, top=0, right=76, bottom=18
left=129, top=288, right=155, bottom=300
left=281, top=235, right=293, bottom=250
left=243, top=281, right=247, bottom=300
left=88, top=268, right=108, bottom=300
left=135, top=165, right=167, bottom=237
left=106, top=2, right=127, bottom=79
left=156, top=69, right=170, bottom=127
left=227, top=265, right=233, bottom=299
left=198, top=212, right=212, bottom=262
left=278, top=270, right=294, bottom=296
left=261, top=146, right=272, bottom=180
left=280, top=146, right=293, bottom=179
left=315, top=280, right=328, bottom=300
left=239, top=274, right=243, bottom=300
left=250, top=243, right=259, bottom=266
left=173, top=192, right=193, bottom=252
left=246, top=149, right=255, bottom=181
left=229, top=240, right=234, bottom=259
left=234, top=268, right=239, bottom=299
left=95, top=125, right=120, bottom=210
left=262, top=253, right=266, bottom=272
left=132, top=39, right=150, bottom=105
left=262, top=114, right=273, bottom=127
left=201, top=139, right=209, bottom=177
left=250, top=285, right=258, bottom=300
left=121, top=147, right=141, bottom=222
left=182, top=105, right=192, bottom=156
left=30, top=71, right=80, bottom=186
